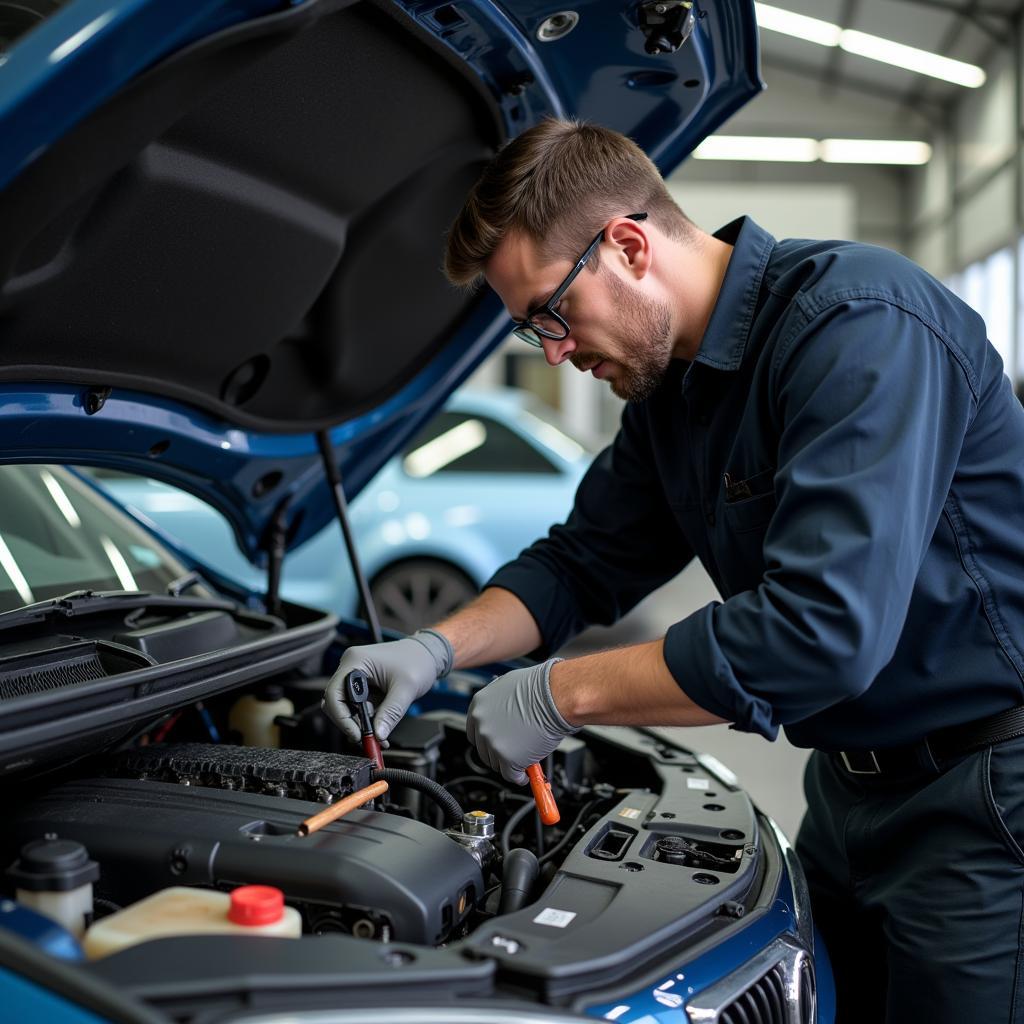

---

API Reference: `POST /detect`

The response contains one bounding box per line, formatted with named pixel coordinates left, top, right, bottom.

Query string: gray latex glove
left=322, top=628, right=454, bottom=745
left=465, top=658, right=581, bottom=785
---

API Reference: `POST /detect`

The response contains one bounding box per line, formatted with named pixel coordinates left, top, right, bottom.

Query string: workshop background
left=463, top=0, right=1022, bottom=840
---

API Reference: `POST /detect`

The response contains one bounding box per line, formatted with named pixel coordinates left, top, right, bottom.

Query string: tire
left=369, top=559, right=478, bottom=634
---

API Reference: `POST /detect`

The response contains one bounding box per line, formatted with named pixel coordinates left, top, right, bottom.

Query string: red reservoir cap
left=229, top=885, right=284, bottom=926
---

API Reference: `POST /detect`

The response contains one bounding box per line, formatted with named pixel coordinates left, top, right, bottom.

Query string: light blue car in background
left=90, top=388, right=590, bottom=633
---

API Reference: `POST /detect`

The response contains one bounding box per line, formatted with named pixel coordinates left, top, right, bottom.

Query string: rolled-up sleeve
left=487, top=399, right=695, bottom=656
left=665, top=297, right=979, bottom=739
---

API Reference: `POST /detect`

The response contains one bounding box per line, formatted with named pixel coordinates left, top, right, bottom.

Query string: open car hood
left=0, top=0, right=762, bottom=561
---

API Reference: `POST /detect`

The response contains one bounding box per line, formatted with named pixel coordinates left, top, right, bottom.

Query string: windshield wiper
left=165, top=571, right=204, bottom=597
left=0, top=589, right=239, bottom=634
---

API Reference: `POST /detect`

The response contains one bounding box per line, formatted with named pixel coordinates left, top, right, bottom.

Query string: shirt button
left=705, top=511, right=716, bottom=526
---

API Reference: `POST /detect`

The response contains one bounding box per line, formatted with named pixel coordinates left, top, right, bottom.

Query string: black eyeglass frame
left=511, top=212, right=648, bottom=348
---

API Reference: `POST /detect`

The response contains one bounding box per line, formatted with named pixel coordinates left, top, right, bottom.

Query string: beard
left=570, top=270, right=674, bottom=402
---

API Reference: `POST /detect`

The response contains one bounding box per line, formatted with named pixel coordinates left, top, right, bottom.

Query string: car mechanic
left=324, top=118, right=1024, bottom=1023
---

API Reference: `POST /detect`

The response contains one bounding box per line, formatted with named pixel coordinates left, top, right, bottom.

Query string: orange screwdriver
left=526, top=762, right=560, bottom=825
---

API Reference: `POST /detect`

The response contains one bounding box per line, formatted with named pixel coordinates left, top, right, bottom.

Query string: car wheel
left=369, top=559, right=478, bottom=634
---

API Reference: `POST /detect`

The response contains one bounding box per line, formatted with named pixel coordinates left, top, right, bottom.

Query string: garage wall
left=669, top=65, right=913, bottom=250
left=667, top=181, right=855, bottom=245
left=908, top=36, right=1021, bottom=378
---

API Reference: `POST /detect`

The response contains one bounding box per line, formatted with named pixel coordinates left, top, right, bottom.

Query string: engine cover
left=5, top=777, right=483, bottom=945
left=112, top=743, right=375, bottom=801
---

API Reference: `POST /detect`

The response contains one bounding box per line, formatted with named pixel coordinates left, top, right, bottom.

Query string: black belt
left=833, top=704, right=1024, bottom=776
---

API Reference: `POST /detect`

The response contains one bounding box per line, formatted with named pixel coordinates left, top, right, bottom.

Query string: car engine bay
left=0, top=584, right=788, bottom=1020
left=1, top=652, right=779, bottom=1009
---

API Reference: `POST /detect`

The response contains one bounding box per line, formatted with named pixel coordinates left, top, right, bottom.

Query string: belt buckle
left=839, top=750, right=881, bottom=774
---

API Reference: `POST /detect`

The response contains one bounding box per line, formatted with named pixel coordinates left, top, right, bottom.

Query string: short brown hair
left=444, top=118, right=696, bottom=288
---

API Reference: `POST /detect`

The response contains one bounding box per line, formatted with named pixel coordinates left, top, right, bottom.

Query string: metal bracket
left=637, top=0, right=696, bottom=55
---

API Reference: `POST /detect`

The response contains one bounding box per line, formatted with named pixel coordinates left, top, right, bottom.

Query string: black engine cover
left=112, top=743, right=375, bottom=801
left=5, top=777, right=483, bottom=945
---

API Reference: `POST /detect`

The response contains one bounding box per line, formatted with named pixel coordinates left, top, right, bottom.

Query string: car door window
left=402, top=412, right=559, bottom=477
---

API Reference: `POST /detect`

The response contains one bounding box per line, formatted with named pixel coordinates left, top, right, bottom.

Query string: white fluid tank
left=83, top=885, right=301, bottom=959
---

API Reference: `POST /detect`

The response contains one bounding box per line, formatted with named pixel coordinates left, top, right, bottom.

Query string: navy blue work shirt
left=487, top=216, right=1024, bottom=750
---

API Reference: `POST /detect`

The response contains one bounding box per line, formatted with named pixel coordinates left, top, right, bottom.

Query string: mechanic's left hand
left=466, top=659, right=581, bottom=785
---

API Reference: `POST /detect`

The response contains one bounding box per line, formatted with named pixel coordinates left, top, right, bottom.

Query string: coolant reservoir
left=6, top=837, right=99, bottom=939
left=82, top=885, right=301, bottom=959
left=228, top=688, right=294, bottom=748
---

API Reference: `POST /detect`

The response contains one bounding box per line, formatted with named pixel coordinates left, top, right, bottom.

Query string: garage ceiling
left=757, top=0, right=1021, bottom=116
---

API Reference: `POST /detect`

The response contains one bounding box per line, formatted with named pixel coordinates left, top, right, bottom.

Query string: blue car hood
left=0, top=0, right=761, bottom=563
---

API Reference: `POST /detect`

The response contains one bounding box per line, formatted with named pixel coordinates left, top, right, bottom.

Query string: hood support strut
left=316, top=430, right=383, bottom=643
left=265, top=496, right=290, bottom=619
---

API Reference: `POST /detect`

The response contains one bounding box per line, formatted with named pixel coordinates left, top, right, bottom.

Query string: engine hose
left=500, top=799, right=536, bottom=856
left=499, top=848, right=540, bottom=915
left=538, top=799, right=602, bottom=866
left=370, top=767, right=464, bottom=829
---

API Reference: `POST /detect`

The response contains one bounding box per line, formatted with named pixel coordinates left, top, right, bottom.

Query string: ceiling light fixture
left=754, top=4, right=840, bottom=47
left=819, top=139, right=932, bottom=164
left=755, top=3, right=986, bottom=88
left=693, top=136, right=818, bottom=162
left=694, top=137, right=932, bottom=165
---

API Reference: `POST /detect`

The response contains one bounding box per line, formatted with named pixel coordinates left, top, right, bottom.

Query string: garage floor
left=560, top=562, right=811, bottom=842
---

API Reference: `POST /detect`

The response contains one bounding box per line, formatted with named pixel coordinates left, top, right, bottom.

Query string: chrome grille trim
left=685, top=935, right=815, bottom=1024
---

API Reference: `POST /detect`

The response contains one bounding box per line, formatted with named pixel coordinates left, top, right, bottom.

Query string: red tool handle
left=361, top=733, right=384, bottom=771
left=526, top=763, right=560, bottom=825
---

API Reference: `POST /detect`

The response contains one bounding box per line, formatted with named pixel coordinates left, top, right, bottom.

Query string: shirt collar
left=693, top=216, right=776, bottom=373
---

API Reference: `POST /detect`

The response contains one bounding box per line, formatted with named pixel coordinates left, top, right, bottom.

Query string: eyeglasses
left=511, top=212, right=648, bottom=348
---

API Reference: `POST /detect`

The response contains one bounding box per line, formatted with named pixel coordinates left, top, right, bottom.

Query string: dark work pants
left=796, top=738, right=1024, bottom=1023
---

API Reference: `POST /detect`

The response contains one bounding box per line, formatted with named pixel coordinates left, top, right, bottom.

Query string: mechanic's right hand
left=322, top=628, right=454, bottom=745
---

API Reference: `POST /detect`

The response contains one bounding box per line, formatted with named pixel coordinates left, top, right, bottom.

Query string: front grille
left=720, top=962, right=788, bottom=1024
left=686, top=936, right=815, bottom=1024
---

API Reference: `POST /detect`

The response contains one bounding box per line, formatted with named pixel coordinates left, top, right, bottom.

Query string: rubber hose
left=501, top=799, right=536, bottom=856
left=499, top=848, right=540, bottom=915
left=371, top=767, right=464, bottom=828
left=538, top=799, right=601, bottom=866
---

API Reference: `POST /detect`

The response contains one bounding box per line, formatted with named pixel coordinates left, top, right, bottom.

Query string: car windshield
left=0, top=465, right=200, bottom=612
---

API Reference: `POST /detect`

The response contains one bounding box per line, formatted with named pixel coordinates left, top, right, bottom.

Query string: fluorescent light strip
left=820, top=139, right=931, bottom=165
left=694, top=137, right=932, bottom=165
left=755, top=3, right=985, bottom=88
left=694, top=136, right=818, bottom=162
left=839, top=30, right=985, bottom=89
left=755, top=3, right=839, bottom=47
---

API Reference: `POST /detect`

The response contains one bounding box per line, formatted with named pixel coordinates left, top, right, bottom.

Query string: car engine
left=0, top=668, right=783, bottom=1021
left=8, top=745, right=483, bottom=946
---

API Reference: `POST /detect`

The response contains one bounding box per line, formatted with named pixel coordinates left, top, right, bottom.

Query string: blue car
left=0, top=2, right=833, bottom=1023
left=89, top=389, right=590, bottom=633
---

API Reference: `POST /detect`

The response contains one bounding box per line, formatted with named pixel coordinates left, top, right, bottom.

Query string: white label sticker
left=533, top=908, right=577, bottom=928
left=687, top=778, right=710, bottom=790
left=619, top=807, right=642, bottom=819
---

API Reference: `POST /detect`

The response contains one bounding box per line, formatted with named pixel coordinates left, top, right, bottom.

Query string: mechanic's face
left=590, top=270, right=674, bottom=402
left=486, top=229, right=675, bottom=402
